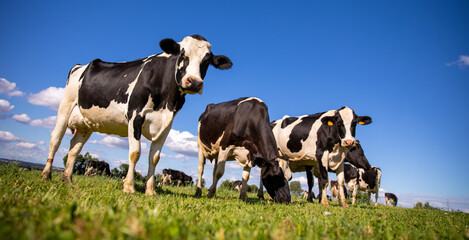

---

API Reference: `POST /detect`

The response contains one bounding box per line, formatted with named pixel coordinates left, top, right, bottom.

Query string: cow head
left=321, top=107, right=372, bottom=148
left=256, top=158, right=291, bottom=204
left=345, top=140, right=372, bottom=170
left=159, top=35, right=232, bottom=94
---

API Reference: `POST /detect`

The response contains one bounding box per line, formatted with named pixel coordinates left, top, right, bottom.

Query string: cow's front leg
left=239, top=167, right=251, bottom=201
left=145, top=141, right=165, bottom=196
left=351, top=182, right=359, bottom=205
left=257, top=177, right=264, bottom=199
left=305, top=166, right=315, bottom=203
left=336, top=164, right=348, bottom=207
left=318, top=153, right=330, bottom=206
left=123, top=118, right=142, bottom=194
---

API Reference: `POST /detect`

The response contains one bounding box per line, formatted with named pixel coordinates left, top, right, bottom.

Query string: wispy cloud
left=0, top=78, right=25, bottom=97
left=446, top=55, right=469, bottom=68
left=28, top=87, right=64, bottom=111
left=0, top=130, right=23, bottom=142
left=0, top=99, right=14, bottom=113
left=12, top=113, right=57, bottom=129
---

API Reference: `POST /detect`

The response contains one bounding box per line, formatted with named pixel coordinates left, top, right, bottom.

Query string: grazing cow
left=84, top=161, right=111, bottom=176
left=41, top=35, right=232, bottom=196
left=160, top=168, right=193, bottom=187
left=232, top=180, right=243, bottom=192
left=302, top=190, right=315, bottom=200
left=385, top=193, right=398, bottom=206
left=195, top=97, right=292, bottom=203
left=345, top=140, right=371, bottom=170
left=344, top=164, right=382, bottom=205
left=269, top=106, right=372, bottom=207
left=330, top=180, right=339, bottom=200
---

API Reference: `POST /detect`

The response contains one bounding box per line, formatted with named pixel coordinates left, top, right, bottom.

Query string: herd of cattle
left=41, top=34, right=397, bottom=207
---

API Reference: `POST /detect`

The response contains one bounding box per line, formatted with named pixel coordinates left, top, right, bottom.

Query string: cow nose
left=184, top=77, right=203, bottom=93
left=343, top=139, right=354, bottom=147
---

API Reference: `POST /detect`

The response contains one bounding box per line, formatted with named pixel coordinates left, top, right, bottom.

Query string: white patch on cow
left=177, top=36, right=211, bottom=83
left=141, top=107, right=174, bottom=142
left=237, top=97, right=263, bottom=105
left=157, top=52, right=171, bottom=58
left=338, top=107, right=355, bottom=146
left=78, top=100, right=129, bottom=136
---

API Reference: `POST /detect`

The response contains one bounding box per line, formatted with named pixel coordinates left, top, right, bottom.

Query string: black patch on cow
left=200, top=53, right=211, bottom=79
left=344, top=164, right=358, bottom=183
left=362, top=167, right=378, bottom=189
left=286, top=113, right=322, bottom=153
left=345, top=142, right=371, bottom=170
left=190, top=34, right=207, bottom=41
left=281, top=117, right=298, bottom=128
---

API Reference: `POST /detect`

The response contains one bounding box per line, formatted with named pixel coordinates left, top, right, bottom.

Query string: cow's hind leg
left=208, top=150, right=228, bottom=198
left=61, top=131, right=92, bottom=184
left=195, top=146, right=206, bottom=197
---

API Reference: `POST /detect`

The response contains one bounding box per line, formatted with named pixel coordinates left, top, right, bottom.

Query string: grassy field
left=1, top=164, right=468, bottom=240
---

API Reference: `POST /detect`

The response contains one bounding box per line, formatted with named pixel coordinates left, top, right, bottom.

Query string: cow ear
left=211, top=55, right=232, bottom=69
left=357, top=116, right=372, bottom=125
left=321, top=116, right=336, bottom=126
left=159, top=38, right=180, bottom=55
left=253, top=157, right=267, bottom=168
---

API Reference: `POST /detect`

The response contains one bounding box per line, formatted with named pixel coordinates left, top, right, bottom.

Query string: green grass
left=1, top=164, right=468, bottom=240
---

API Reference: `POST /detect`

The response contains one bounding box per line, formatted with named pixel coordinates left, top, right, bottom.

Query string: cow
left=268, top=106, right=372, bottom=207
left=84, top=161, right=111, bottom=176
left=344, top=164, right=382, bottom=205
left=385, top=192, right=398, bottom=206
left=232, top=180, right=243, bottom=192
left=195, top=97, right=292, bottom=203
left=302, top=190, right=315, bottom=200
left=40, top=35, right=232, bottom=196
left=160, top=168, right=193, bottom=187
left=330, top=180, right=338, bottom=200
left=344, top=140, right=371, bottom=170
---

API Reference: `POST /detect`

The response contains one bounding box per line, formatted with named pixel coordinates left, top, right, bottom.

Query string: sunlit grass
left=1, top=164, right=468, bottom=239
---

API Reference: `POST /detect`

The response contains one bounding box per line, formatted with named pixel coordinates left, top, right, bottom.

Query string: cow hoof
left=321, top=202, right=330, bottom=207
left=239, top=194, right=248, bottom=201
left=207, top=190, right=216, bottom=198
left=41, top=171, right=52, bottom=180
left=61, top=175, right=73, bottom=185
left=145, top=189, right=157, bottom=196
left=123, top=183, right=135, bottom=194
left=341, top=203, right=349, bottom=208
left=194, top=188, right=202, bottom=197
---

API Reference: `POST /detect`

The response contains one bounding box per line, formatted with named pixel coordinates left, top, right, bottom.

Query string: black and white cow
left=344, top=163, right=382, bottom=205
left=344, top=140, right=371, bottom=170
left=195, top=97, right=292, bottom=203
left=270, top=107, right=372, bottom=207
left=385, top=192, right=398, bottom=206
left=41, top=35, right=232, bottom=196
left=330, top=180, right=339, bottom=200
left=84, top=161, right=111, bottom=176
left=160, top=168, right=193, bottom=186
left=232, top=180, right=243, bottom=192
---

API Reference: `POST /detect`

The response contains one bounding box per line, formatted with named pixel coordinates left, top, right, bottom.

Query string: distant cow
left=160, top=169, right=193, bottom=187
left=344, top=164, right=382, bottom=205
left=232, top=180, right=243, bottom=192
left=269, top=107, right=372, bottom=207
left=41, top=35, right=232, bottom=197
left=302, top=190, right=315, bottom=200
left=195, top=97, right=292, bottom=203
left=385, top=193, right=398, bottom=206
left=84, top=161, right=111, bottom=176
left=330, top=180, right=338, bottom=200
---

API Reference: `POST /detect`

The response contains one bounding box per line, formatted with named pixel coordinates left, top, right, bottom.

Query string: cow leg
left=367, top=192, right=372, bottom=205
left=61, top=131, right=92, bottom=184
left=351, top=182, right=358, bottom=205
left=145, top=141, right=164, bottom=196
left=123, top=129, right=141, bottom=194
left=305, top=166, right=315, bottom=203
left=239, top=167, right=251, bottom=201
left=257, top=178, right=264, bottom=199
left=336, top=164, right=348, bottom=207
left=194, top=148, right=206, bottom=197
left=318, top=166, right=329, bottom=206
left=208, top=157, right=226, bottom=198
left=374, top=190, right=379, bottom=206
left=42, top=94, right=78, bottom=180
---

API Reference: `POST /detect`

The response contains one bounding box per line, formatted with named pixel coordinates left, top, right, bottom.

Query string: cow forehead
left=179, top=36, right=211, bottom=56
left=337, top=107, right=354, bottom=123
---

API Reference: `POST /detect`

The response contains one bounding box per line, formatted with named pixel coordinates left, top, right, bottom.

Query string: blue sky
left=1, top=1, right=468, bottom=211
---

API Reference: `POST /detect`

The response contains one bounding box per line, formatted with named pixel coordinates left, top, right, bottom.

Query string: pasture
left=1, top=164, right=468, bottom=239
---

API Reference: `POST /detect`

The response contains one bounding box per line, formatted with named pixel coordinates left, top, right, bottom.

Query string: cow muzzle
left=342, top=139, right=355, bottom=147
left=182, top=77, right=203, bottom=94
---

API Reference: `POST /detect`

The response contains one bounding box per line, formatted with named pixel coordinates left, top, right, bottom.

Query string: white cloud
left=226, top=162, right=243, bottom=170
left=96, top=135, right=128, bottom=149
left=291, top=176, right=308, bottom=185
left=28, top=87, right=64, bottom=111
left=447, top=55, right=469, bottom=68
left=0, top=78, right=24, bottom=97
left=165, top=129, right=198, bottom=157
left=12, top=114, right=31, bottom=123
left=15, top=142, right=37, bottom=149
left=0, top=130, right=22, bottom=142
left=0, top=99, right=14, bottom=113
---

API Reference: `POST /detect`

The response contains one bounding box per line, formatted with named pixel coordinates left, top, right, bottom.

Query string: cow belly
left=288, top=160, right=317, bottom=172
left=78, top=102, right=129, bottom=137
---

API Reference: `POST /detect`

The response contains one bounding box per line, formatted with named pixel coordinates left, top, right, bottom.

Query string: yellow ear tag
left=327, top=121, right=333, bottom=126
left=358, top=121, right=365, bottom=125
